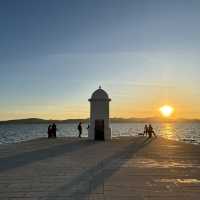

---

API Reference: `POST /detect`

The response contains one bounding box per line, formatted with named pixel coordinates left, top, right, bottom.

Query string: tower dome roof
left=90, top=86, right=110, bottom=100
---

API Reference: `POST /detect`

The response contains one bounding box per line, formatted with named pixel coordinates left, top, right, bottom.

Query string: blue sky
left=0, top=0, right=200, bottom=120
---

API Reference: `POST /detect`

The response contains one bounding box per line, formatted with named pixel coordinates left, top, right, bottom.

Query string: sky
left=0, top=0, right=200, bottom=120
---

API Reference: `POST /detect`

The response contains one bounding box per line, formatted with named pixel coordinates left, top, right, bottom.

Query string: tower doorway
left=95, top=120, right=104, bottom=140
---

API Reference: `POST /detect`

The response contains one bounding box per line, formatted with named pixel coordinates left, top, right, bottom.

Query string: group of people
left=144, top=124, right=156, bottom=138
left=47, top=123, right=57, bottom=138
left=47, top=122, right=156, bottom=139
left=47, top=122, right=84, bottom=139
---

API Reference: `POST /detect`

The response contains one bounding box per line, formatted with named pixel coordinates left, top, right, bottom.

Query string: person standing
left=52, top=123, right=57, bottom=138
left=148, top=124, right=156, bottom=138
left=78, top=122, right=82, bottom=138
left=47, top=125, right=52, bottom=138
left=144, top=124, right=148, bottom=137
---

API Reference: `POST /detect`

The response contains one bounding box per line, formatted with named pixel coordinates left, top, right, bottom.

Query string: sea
left=0, top=122, right=200, bottom=145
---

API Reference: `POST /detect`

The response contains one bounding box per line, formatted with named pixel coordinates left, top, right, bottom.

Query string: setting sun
left=160, top=105, right=174, bottom=117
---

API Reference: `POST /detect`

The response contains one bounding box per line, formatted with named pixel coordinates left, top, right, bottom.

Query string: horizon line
left=1, top=117, right=200, bottom=123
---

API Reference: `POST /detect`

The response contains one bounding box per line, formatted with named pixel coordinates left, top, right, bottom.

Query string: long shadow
left=45, top=137, right=153, bottom=199
left=0, top=140, right=94, bottom=172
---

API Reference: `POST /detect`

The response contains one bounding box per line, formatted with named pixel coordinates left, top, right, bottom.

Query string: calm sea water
left=0, top=123, right=200, bottom=145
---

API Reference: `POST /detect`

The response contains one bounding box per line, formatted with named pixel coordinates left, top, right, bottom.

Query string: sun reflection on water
left=159, top=123, right=178, bottom=141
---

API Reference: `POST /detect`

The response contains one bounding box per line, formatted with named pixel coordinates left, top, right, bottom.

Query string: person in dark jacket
left=52, top=123, right=57, bottom=138
left=47, top=125, right=52, bottom=138
left=78, top=122, right=82, bottom=138
left=148, top=124, right=156, bottom=138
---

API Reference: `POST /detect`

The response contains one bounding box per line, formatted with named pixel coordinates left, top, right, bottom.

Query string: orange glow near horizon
left=159, top=105, right=174, bottom=118
left=1, top=100, right=200, bottom=121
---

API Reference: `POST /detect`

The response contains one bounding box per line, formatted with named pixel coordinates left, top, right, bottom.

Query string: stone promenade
left=0, top=137, right=200, bottom=199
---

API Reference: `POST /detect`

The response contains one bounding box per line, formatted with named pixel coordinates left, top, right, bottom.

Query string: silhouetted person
left=144, top=124, right=148, bottom=137
left=47, top=125, right=52, bottom=138
left=52, top=123, right=57, bottom=138
left=78, top=122, right=82, bottom=138
left=87, top=124, right=90, bottom=135
left=148, top=124, right=156, bottom=138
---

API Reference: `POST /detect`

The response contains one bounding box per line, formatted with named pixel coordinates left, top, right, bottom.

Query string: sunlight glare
left=160, top=105, right=174, bottom=117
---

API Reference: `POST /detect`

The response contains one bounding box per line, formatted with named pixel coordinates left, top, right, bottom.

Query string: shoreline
left=0, top=135, right=200, bottom=146
left=1, top=122, right=200, bottom=146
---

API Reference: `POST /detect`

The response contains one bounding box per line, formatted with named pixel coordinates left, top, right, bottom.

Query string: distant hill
left=0, top=118, right=89, bottom=124
left=0, top=117, right=199, bottom=124
left=0, top=118, right=48, bottom=124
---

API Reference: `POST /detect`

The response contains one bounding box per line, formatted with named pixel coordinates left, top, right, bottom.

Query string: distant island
left=0, top=117, right=199, bottom=124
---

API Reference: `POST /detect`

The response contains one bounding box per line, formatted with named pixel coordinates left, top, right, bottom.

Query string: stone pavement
left=0, top=137, right=199, bottom=199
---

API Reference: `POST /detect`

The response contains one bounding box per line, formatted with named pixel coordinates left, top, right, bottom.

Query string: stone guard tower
left=88, top=87, right=111, bottom=141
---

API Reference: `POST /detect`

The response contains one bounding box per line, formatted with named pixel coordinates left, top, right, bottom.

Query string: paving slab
left=0, top=137, right=199, bottom=199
